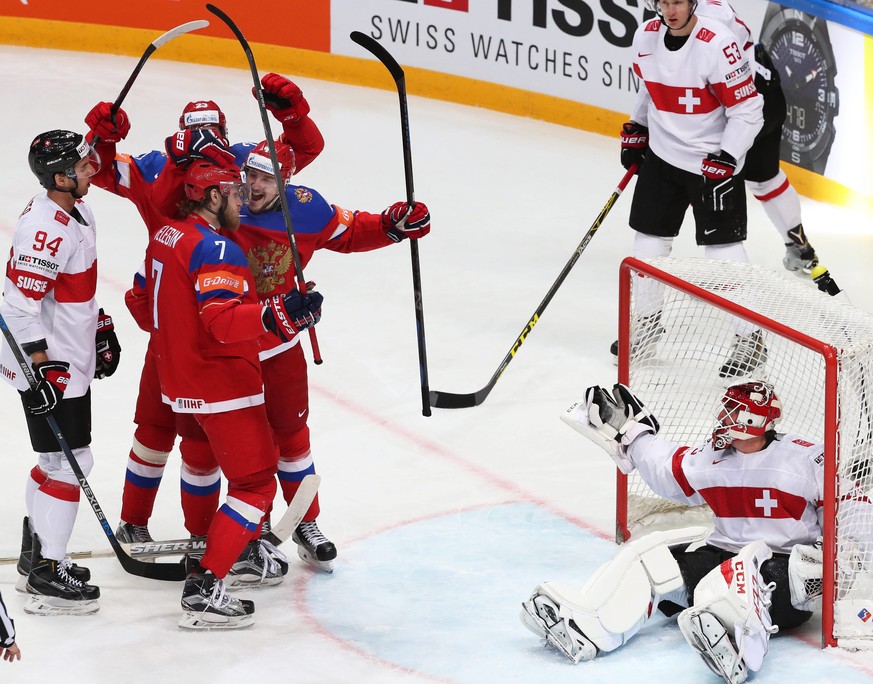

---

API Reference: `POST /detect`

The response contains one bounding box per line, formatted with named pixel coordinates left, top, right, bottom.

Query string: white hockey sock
left=632, top=232, right=673, bottom=317
left=746, top=171, right=802, bottom=242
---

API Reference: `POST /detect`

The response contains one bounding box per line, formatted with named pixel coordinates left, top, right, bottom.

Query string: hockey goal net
left=616, top=256, right=873, bottom=649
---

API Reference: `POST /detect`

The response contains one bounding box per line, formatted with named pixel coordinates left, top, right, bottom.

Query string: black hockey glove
left=23, top=361, right=71, bottom=415
left=263, top=285, right=324, bottom=343
left=701, top=151, right=739, bottom=212
left=95, top=308, right=121, bottom=379
left=620, top=121, right=649, bottom=173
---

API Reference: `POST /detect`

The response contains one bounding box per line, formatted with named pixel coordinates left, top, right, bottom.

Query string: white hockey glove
left=789, top=538, right=823, bottom=611
left=561, top=383, right=655, bottom=474
left=583, top=383, right=659, bottom=445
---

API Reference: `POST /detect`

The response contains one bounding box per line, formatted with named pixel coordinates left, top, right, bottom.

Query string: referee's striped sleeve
left=0, top=590, right=15, bottom=646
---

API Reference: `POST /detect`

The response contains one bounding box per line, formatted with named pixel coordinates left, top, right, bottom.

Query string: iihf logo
left=858, top=608, right=872, bottom=622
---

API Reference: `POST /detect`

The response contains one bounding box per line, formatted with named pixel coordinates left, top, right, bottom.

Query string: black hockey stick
left=91, top=20, right=210, bottom=144
left=429, top=165, right=637, bottom=409
left=0, top=314, right=187, bottom=581
left=206, top=3, right=322, bottom=364
left=0, top=474, right=322, bottom=564
left=350, top=31, right=432, bottom=417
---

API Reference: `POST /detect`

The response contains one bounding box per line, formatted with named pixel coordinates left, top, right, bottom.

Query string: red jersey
left=94, top=154, right=269, bottom=413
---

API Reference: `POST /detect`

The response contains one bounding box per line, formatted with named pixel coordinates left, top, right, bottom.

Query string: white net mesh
left=621, top=257, right=873, bottom=646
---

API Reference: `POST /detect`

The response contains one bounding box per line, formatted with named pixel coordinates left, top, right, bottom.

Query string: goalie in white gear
left=523, top=380, right=864, bottom=683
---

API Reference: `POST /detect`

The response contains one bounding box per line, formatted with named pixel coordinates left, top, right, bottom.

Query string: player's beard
left=219, top=203, right=240, bottom=231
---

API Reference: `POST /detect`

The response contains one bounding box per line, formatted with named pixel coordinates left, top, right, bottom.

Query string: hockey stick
left=0, top=314, right=187, bottom=581
left=0, top=474, right=320, bottom=564
left=206, top=3, right=322, bottom=365
left=350, top=31, right=432, bottom=417
left=429, top=165, right=638, bottom=409
left=90, top=20, right=210, bottom=144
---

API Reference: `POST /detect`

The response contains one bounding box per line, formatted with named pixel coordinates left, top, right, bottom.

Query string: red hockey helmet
left=712, top=380, right=782, bottom=449
left=183, top=161, right=244, bottom=202
left=243, top=139, right=296, bottom=182
left=179, top=100, right=228, bottom=140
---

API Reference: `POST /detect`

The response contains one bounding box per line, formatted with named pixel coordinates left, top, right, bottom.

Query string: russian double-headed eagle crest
left=247, top=240, right=294, bottom=295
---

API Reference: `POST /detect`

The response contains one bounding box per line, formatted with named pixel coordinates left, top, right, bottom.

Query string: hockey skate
left=179, top=571, right=255, bottom=630
left=25, top=537, right=100, bottom=616
left=115, top=521, right=154, bottom=543
left=520, top=591, right=597, bottom=663
left=610, top=312, right=664, bottom=365
left=678, top=609, right=748, bottom=684
left=16, top=518, right=90, bottom=592
left=292, top=520, right=337, bottom=573
left=719, top=330, right=767, bottom=379
left=225, top=538, right=288, bottom=588
left=782, top=225, right=819, bottom=276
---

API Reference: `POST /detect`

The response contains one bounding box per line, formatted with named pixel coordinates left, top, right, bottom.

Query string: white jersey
left=694, top=0, right=754, bottom=52
left=1, top=192, right=98, bottom=397
left=627, top=432, right=826, bottom=553
left=630, top=15, right=763, bottom=174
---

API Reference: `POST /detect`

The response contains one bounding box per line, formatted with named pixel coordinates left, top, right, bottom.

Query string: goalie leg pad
left=678, top=608, right=748, bottom=684
left=681, top=540, right=777, bottom=679
left=520, top=527, right=709, bottom=659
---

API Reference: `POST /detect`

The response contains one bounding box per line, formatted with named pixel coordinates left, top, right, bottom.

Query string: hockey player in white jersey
left=684, top=0, right=820, bottom=274
left=522, top=380, right=846, bottom=683
left=610, top=0, right=766, bottom=377
left=0, top=130, right=121, bottom=616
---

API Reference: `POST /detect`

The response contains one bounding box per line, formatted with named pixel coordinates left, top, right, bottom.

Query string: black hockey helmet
left=28, top=130, right=93, bottom=190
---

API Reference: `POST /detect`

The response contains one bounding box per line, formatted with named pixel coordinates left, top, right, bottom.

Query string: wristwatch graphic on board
left=759, top=4, right=840, bottom=175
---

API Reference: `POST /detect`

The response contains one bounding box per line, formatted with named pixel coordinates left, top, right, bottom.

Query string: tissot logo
left=393, top=0, right=650, bottom=47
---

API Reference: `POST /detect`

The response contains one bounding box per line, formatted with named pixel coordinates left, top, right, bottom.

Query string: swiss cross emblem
left=54, top=210, right=70, bottom=226
left=755, top=490, right=779, bottom=516
left=678, top=89, right=701, bottom=113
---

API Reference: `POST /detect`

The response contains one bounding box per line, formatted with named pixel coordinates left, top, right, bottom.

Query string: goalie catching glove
left=588, top=383, right=659, bottom=445
left=561, top=383, right=659, bottom=474
left=262, top=284, right=324, bottom=343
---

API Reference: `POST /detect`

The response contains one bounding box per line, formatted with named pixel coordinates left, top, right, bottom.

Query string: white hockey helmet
left=712, top=380, right=782, bottom=449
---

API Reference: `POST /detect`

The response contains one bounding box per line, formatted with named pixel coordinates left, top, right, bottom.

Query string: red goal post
left=615, top=256, right=873, bottom=649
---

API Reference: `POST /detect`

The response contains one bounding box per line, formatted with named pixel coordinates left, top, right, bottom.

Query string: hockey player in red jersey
left=523, top=380, right=864, bottom=681
left=223, top=138, right=431, bottom=572
left=94, top=150, right=323, bottom=627
left=611, top=0, right=766, bottom=378
left=1, top=130, right=120, bottom=615
left=84, top=76, right=325, bottom=564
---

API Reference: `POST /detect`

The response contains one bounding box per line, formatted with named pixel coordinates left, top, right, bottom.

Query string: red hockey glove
left=23, top=361, right=71, bottom=415
left=258, top=73, right=311, bottom=124
left=701, top=151, right=739, bottom=212
left=165, top=129, right=235, bottom=169
left=85, top=101, right=131, bottom=144
left=620, top=121, right=648, bottom=173
left=381, top=202, right=431, bottom=243
left=262, top=288, right=324, bottom=343
left=94, top=308, right=122, bottom=379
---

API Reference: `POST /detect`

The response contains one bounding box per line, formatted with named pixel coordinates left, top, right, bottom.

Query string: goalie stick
left=0, top=313, right=186, bottom=581
left=91, top=19, right=210, bottom=144
left=206, top=3, right=322, bottom=365
left=0, top=474, right=320, bottom=564
left=429, top=164, right=637, bottom=409
left=350, top=31, right=432, bottom=417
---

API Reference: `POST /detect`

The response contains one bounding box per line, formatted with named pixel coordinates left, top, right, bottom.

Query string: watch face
left=765, top=18, right=838, bottom=168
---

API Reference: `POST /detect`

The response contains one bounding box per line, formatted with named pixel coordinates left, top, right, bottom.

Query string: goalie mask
left=712, top=381, right=782, bottom=449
